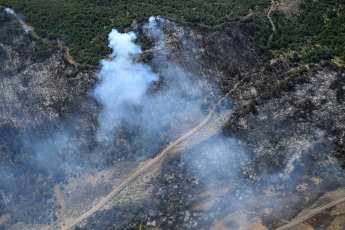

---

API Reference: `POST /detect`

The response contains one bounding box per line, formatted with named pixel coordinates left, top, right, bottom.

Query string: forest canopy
left=0, top=0, right=344, bottom=66
left=0, top=0, right=269, bottom=65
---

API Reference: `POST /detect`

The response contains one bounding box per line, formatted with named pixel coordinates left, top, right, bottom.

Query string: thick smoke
left=93, top=16, right=209, bottom=160
left=93, top=29, right=158, bottom=140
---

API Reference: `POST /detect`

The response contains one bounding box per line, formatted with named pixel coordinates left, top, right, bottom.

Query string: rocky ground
left=0, top=14, right=101, bottom=226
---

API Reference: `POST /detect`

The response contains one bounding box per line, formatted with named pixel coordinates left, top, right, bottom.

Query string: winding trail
left=6, top=9, right=79, bottom=67
left=276, top=196, right=345, bottom=230
left=241, top=9, right=253, bottom=20
left=60, top=81, right=242, bottom=230
left=267, top=0, right=276, bottom=39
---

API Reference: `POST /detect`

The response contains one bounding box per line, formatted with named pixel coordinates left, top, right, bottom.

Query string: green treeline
left=269, top=0, right=345, bottom=64
left=0, top=0, right=269, bottom=65
left=1, top=0, right=344, bottom=65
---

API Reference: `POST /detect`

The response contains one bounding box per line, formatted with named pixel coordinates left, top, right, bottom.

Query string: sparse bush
left=333, top=151, right=342, bottom=158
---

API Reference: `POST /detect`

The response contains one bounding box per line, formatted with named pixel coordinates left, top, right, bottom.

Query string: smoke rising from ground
left=3, top=8, right=29, bottom=33
left=4, top=8, right=15, bottom=15
left=93, top=29, right=158, bottom=140
left=92, top=17, right=319, bottom=226
left=0, top=11, right=344, bottom=229
left=93, top=16, right=209, bottom=160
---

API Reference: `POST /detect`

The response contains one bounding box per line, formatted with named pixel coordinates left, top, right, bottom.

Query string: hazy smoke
left=144, top=16, right=166, bottom=42
left=1, top=11, right=343, bottom=229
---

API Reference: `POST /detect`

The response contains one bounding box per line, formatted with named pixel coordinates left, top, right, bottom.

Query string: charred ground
left=0, top=3, right=345, bottom=230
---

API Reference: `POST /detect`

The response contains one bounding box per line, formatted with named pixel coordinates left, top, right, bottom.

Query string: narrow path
left=276, top=196, right=345, bottom=230
left=241, top=9, right=253, bottom=20
left=42, top=184, right=67, bottom=230
left=57, top=41, right=78, bottom=67
left=267, top=0, right=276, bottom=40
left=55, top=185, right=66, bottom=219
left=60, top=81, right=242, bottom=230
left=51, top=185, right=66, bottom=229
left=6, top=9, right=79, bottom=67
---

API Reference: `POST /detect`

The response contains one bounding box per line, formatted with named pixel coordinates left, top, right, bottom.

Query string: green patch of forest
left=0, top=0, right=269, bottom=65
left=269, top=0, right=345, bottom=65
left=1, top=0, right=344, bottom=66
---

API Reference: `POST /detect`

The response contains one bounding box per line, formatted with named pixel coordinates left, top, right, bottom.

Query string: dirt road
left=60, top=82, right=242, bottom=230
left=51, top=185, right=66, bottom=229
left=276, top=196, right=345, bottom=230
left=7, top=11, right=79, bottom=67
left=268, top=0, right=276, bottom=39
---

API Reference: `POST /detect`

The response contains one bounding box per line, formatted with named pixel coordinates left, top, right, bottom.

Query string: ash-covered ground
left=1, top=10, right=345, bottom=230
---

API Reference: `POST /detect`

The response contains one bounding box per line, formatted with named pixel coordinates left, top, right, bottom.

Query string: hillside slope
left=0, top=2, right=345, bottom=230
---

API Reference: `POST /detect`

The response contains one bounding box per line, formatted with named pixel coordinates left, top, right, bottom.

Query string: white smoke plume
left=2, top=11, right=342, bottom=228
left=4, top=8, right=15, bottom=15
left=144, top=16, right=166, bottom=42
left=93, top=29, right=158, bottom=140
left=3, top=8, right=29, bottom=33
left=93, top=16, right=209, bottom=157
